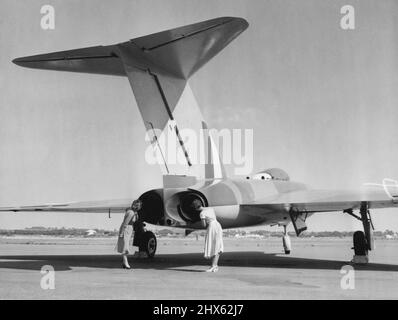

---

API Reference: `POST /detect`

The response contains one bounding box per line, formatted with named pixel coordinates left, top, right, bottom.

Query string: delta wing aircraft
left=3, top=17, right=398, bottom=262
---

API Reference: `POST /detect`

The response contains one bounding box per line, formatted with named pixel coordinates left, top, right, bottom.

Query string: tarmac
left=0, top=236, right=398, bottom=299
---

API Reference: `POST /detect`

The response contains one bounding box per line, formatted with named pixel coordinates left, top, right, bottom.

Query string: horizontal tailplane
left=13, top=17, right=248, bottom=80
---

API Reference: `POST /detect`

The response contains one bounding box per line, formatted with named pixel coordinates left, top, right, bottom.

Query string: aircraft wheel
left=353, top=231, right=368, bottom=256
left=141, top=231, right=157, bottom=258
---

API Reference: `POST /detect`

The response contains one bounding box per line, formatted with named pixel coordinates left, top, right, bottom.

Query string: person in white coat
left=116, top=200, right=142, bottom=269
left=193, top=199, right=224, bottom=272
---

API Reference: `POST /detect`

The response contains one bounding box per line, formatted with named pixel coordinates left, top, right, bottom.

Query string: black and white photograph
left=1, top=0, right=398, bottom=304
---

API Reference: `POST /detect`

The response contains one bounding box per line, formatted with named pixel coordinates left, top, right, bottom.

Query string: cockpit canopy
left=252, top=168, right=290, bottom=181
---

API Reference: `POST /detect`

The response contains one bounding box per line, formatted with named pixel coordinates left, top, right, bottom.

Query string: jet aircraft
left=2, top=17, right=398, bottom=262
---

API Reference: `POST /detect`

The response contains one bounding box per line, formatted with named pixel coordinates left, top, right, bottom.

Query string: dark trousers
left=132, top=221, right=145, bottom=249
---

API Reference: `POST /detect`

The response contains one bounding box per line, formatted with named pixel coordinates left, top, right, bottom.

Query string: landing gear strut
left=344, top=202, right=374, bottom=264
left=282, top=225, right=291, bottom=255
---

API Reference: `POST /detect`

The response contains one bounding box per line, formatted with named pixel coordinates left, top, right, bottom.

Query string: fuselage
left=193, top=178, right=309, bottom=229
left=139, top=177, right=309, bottom=230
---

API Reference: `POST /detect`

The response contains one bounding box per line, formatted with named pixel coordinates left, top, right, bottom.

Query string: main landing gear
left=344, top=202, right=374, bottom=264
left=139, top=230, right=157, bottom=258
left=133, top=222, right=157, bottom=259
left=282, top=225, right=291, bottom=255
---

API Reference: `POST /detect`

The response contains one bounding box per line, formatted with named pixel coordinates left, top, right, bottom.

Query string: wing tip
left=12, top=56, right=41, bottom=68
left=12, top=57, right=25, bottom=66
left=233, top=16, right=249, bottom=29
left=222, top=16, right=249, bottom=29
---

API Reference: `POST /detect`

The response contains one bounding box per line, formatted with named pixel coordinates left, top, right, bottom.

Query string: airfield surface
left=0, top=236, right=397, bottom=299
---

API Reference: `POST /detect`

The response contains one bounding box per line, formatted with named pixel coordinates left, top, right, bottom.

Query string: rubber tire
left=141, top=231, right=157, bottom=259
left=353, top=231, right=368, bottom=256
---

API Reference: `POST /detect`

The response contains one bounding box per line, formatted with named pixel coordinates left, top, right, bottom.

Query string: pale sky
left=1, top=0, right=398, bottom=231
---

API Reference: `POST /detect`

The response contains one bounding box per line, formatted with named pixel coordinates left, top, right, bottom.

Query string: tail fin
left=13, top=17, right=248, bottom=179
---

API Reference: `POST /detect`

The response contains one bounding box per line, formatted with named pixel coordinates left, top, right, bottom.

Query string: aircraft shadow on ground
left=0, top=251, right=398, bottom=272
